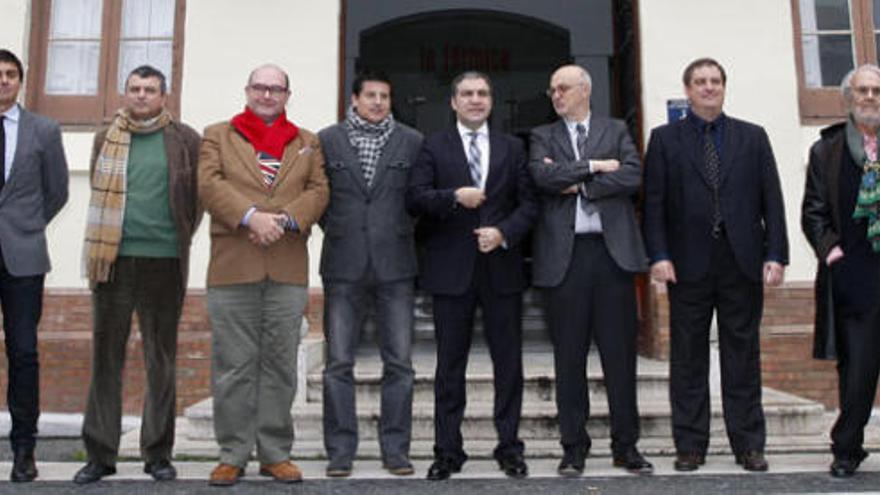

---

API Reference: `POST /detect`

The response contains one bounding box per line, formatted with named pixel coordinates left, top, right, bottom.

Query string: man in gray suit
left=317, top=71, right=422, bottom=477
left=0, top=49, right=69, bottom=482
left=529, top=64, right=650, bottom=476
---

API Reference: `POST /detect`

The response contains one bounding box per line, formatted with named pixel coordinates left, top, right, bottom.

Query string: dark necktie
left=0, top=116, right=5, bottom=192
left=467, top=131, right=482, bottom=187
left=704, top=123, right=723, bottom=237
left=576, top=123, right=596, bottom=214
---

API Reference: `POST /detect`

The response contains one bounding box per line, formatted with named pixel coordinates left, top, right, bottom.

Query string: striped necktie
left=576, top=123, right=595, bottom=214
left=467, top=131, right=482, bottom=187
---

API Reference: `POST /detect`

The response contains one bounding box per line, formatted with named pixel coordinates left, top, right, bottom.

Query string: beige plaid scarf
left=83, top=108, right=172, bottom=283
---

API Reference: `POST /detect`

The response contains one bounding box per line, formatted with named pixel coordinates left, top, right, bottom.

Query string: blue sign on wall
left=667, top=99, right=689, bottom=123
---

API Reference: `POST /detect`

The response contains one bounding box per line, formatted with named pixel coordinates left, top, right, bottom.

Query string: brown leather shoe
left=209, top=463, right=244, bottom=486
left=259, top=461, right=303, bottom=483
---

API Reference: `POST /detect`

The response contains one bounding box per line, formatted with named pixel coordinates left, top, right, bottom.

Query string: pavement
left=0, top=452, right=880, bottom=493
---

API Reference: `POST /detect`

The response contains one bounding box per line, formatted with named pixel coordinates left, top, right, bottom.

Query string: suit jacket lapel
left=485, top=130, right=506, bottom=192
left=370, top=127, right=404, bottom=190
left=552, top=120, right=575, bottom=161
left=5, top=109, right=32, bottom=193
left=334, top=126, right=369, bottom=195
left=719, top=118, right=734, bottom=186
left=273, top=135, right=308, bottom=187
left=583, top=117, right=607, bottom=159
left=681, top=120, right=713, bottom=188
left=447, top=127, right=471, bottom=185
left=230, top=129, right=268, bottom=187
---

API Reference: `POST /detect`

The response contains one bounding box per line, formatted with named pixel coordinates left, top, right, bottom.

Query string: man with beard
left=317, top=71, right=422, bottom=477
left=643, top=57, right=788, bottom=472
left=802, top=64, right=880, bottom=477
left=75, top=65, right=200, bottom=484
left=199, top=64, right=328, bottom=486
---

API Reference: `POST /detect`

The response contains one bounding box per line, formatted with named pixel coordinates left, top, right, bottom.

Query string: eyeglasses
left=854, top=86, right=880, bottom=97
left=546, top=83, right=585, bottom=98
left=248, top=84, right=289, bottom=96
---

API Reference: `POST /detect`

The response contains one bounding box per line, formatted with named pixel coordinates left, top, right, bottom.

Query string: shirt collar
left=1, top=103, right=20, bottom=123
left=457, top=120, right=488, bottom=139
left=564, top=113, right=591, bottom=134
left=686, top=109, right=725, bottom=132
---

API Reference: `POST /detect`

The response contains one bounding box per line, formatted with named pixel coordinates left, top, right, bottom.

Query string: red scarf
left=231, top=107, right=299, bottom=159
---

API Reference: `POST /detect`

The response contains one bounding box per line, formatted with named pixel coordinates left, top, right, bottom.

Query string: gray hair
left=841, top=64, right=880, bottom=102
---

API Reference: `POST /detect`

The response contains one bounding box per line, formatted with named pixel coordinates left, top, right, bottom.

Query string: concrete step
left=183, top=387, right=824, bottom=444
left=306, top=345, right=670, bottom=404
left=125, top=414, right=848, bottom=460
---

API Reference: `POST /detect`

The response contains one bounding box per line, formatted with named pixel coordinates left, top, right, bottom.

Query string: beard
left=853, top=105, right=880, bottom=129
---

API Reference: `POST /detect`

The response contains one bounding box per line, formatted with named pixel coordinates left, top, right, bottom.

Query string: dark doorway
left=357, top=11, right=570, bottom=140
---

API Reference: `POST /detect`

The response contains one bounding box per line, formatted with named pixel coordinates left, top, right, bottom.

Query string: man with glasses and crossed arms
left=199, top=64, right=328, bottom=486
left=529, top=64, right=652, bottom=476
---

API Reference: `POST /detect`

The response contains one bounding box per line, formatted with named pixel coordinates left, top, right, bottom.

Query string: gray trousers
left=321, top=277, right=415, bottom=465
left=82, top=257, right=182, bottom=466
left=208, top=280, right=307, bottom=467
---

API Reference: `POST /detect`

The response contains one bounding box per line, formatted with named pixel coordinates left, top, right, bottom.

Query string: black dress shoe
left=674, top=452, right=706, bottom=472
left=144, top=459, right=177, bottom=481
left=830, top=451, right=868, bottom=478
left=73, top=462, right=116, bottom=484
left=10, top=450, right=37, bottom=482
left=735, top=450, right=768, bottom=472
left=613, top=447, right=654, bottom=475
left=496, top=452, right=528, bottom=479
left=426, top=457, right=461, bottom=481
left=557, top=446, right=587, bottom=477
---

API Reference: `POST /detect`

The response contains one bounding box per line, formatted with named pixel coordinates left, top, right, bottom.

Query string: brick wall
left=0, top=288, right=325, bottom=416
left=0, top=282, right=854, bottom=414
left=640, top=281, right=844, bottom=408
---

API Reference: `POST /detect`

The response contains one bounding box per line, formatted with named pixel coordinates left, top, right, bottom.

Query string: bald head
left=245, top=63, right=291, bottom=123
left=548, top=64, right=592, bottom=121
left=247, top=64, right=290, bottom=90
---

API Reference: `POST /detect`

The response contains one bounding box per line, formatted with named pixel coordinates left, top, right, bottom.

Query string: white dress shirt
left=2, top=104, right=20, bottom=181
left=457, top=120, right=490, bottom=190
left=564, top=114, right=603, bottom=233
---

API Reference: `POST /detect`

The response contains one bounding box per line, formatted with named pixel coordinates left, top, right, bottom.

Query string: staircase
left=121, top=291, right=832, bottom=460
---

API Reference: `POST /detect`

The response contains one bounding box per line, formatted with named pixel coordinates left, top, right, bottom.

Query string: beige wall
left=639, top=0, right=819, bottom=281
left=5, top=0, right=826, bottom=286
left=5, top=0, right=340, bottom=288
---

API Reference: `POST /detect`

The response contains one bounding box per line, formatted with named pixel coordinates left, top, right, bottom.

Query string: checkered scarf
left=82, top=108, right=172, bottom=283
left=344, top=106, right=394, bottom=187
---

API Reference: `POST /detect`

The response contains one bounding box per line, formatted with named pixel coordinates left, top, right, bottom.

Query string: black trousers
left=667, top=235, right=765, bottom=455
left=82, top=257, right=183, bottom=465
left=0, top=262, right=44, bottom=455
left=431, top=255, right=524, bottom=465
left=831, top=300, right=880, bottom=459
left=544, top=235, right=639, bottom=455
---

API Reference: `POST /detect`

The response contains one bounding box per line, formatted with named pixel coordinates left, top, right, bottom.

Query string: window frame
left=26, top=0, right=187, bottom=126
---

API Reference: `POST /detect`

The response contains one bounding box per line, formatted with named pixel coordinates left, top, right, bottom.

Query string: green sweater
left=118, top=130, right=179, bottom=258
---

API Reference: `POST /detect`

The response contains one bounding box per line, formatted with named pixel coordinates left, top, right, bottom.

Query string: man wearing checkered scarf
left=317, top=71, right=423, bottom=477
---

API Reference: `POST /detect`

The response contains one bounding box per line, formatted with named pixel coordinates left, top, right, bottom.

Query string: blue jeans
left=321, top=277, right=415, bottom=466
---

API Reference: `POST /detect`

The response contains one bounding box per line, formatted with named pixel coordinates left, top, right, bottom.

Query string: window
left=26, top=0, right=186, bottom=125
left=793, top=0, right=878, bottom=122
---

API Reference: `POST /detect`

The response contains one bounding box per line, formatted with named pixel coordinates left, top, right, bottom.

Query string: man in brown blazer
left=199, top=64, right=329, bottom=486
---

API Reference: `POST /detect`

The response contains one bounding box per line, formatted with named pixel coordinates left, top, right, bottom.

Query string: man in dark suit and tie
left=0, top=49, right=69, bottom=482
left=529, top=64, right=652, bottom=476
left=643, top=58, right=788, bottom=472
left=407, top=71, right=537, bottom=481
left=318, top=71, right=422, bottom=477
